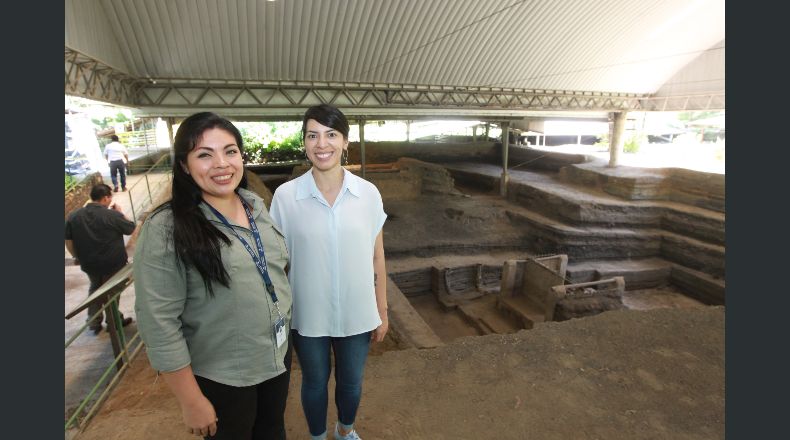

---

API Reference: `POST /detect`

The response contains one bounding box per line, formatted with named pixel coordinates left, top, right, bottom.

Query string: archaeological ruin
left=252, top=139, right=725, bottom=352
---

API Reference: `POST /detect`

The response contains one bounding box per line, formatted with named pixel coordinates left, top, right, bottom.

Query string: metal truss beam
left=637, top=93, right=725, bottom=112
left=65, top=47, right=144, bottom=106
left=135, top=79, right=724, bottom=114
left=64, top=47, right=723, bottom=115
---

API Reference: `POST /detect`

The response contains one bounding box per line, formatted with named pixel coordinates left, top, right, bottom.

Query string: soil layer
left=76, top=306, right=724, bottom=440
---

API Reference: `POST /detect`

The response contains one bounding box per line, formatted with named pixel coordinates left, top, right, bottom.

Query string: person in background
left=270, top=104, right=388, bottom=440
left=65, top=183, right=136, bottom=334
left=134, top=112, right=293, bottom=439
left=105, top=134, right=129, bottom=192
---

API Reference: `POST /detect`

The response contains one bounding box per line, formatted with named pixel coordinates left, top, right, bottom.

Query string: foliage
left=594, top=132, right=645, bottom=153
left=677, top=111, right=722, bottom=124
left=624, top=133, right=646, bottom=154
left=237, top=121, right=305, bottom=163
left=65, top=173, right=77, bottom=190
left=91, top=112, right=131, bottom=130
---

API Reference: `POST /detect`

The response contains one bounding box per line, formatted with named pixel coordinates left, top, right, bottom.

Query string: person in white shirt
left=104, top=135, right=129, bottom=192
left=269, top=104, right=388, bottom=440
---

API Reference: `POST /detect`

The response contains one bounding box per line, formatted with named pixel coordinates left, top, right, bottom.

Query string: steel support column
left=500, top=122, right=510, bottom=197
left=166, top=118, right=175, bottom=164
left=609, top=112, right=627, bottom=167
left=359, top=120, right=366, bottom=179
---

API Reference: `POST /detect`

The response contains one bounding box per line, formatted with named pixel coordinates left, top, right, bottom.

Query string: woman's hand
left=181, top=394, right=218, bottom=437
left=371, top=312, right=389, bottom=342
left=161, top=366, right=217, bottom=437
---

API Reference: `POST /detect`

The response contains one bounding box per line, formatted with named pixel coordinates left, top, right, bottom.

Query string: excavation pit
left=387, top=255, right=709, bottom=347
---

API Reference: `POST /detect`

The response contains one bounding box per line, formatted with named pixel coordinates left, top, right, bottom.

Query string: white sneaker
left=334, top=422, right=361, bottom=440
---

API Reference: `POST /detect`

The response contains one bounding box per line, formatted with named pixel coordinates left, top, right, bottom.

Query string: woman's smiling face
left=304, top=118, right=348, bottom=172
left=183, top=127, right=244, bottom=203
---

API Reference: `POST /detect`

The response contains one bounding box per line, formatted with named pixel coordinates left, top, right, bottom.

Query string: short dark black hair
left=90, top=183, right=113, bottom=201
left=302, top=104, right=350, bottom=141
left=110, top=135, right=119, bottom=142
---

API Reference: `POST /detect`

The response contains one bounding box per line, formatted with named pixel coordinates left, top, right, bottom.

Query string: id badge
left=274, top=316, right=286, bottom=348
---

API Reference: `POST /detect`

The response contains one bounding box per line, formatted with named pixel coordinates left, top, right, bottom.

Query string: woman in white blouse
left=269, top=104, right=388, bottom=440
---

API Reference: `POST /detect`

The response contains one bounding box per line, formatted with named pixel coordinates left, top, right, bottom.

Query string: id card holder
left=274, top=316, right=286, bottom=348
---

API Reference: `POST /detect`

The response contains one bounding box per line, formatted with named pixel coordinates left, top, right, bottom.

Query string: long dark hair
left=168, top=112, right=248, bottom=296
left=302, top=104, right=350, bottom=141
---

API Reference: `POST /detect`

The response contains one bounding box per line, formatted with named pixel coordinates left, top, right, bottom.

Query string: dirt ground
left=75, top=306, right=723, bottom=440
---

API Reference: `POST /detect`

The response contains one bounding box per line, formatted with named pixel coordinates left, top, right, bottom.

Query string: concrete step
left=444, top=162, right=724, bottom=245
left=669, top=264, right=725, bottom=305
left=559, top=161, right=724, bottom=213
left=456, top=303, right=492, bottom=335
left=503, top=206, right=724, bottom=278
left=566, top=257, right=724, bottom=306
left=496, top=295, right=547, bottom=329
left=479, top=312, right=521, bottom=334
left=566, top=257, right=673, bottom=290
left=457, top=297, right=523, bottom=335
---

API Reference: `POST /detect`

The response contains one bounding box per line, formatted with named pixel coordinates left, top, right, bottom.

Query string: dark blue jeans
left=109, top=159, right=126, bottom=189
left=292, top=330, right=371, bottom=437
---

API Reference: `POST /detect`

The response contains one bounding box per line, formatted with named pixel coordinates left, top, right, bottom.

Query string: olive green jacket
left=133, top=188, right=292, bottom=386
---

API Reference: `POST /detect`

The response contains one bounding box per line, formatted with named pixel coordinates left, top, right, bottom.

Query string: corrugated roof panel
left=65, top=0, right=129, bottom=72
left=655, top=40, right=725, bottom=97
left=388, top=0, right=444, bottom=82
left=470, top=0, right=540, bottom=88
left=66, top=0, right=725, bottom=96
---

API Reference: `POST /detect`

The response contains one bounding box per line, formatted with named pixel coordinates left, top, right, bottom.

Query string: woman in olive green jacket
left=134, top=112, right=292, bottom=440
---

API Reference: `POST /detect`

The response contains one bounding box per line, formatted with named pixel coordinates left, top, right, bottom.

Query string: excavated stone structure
left=256, top=144, right=724, bottom=341
left=551, top=277, right=626, bottom=321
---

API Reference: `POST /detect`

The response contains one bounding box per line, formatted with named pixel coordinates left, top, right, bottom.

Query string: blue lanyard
left=204, top=195, right=281, bottom=315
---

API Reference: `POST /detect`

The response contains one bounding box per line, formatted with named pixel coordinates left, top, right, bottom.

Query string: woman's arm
left=161, top=366, right=218, bottom=437
left=371, top=230, right=388, bottom=342
left=134, top=217, right=214, bottom=435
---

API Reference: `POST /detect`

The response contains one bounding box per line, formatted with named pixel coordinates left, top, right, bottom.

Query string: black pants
left=109, top=159, right=126, bottom=189
left=85, top=266, right=127, bottom=328
left=195, top=345, right=292, bottom=439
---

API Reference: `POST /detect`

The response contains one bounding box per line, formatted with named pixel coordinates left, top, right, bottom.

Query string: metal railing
left=118, top=153, right=172, bottom=222
left=65, top=176, right=81, bottom=193
left=65, top=157, right=172, bottom=435
left=64, top=265, right=143, bottom=433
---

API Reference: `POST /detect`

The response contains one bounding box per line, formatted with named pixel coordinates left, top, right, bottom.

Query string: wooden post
left=406, top=120, right=411, bottom=143
left=500, top=121, right=510, bottom=197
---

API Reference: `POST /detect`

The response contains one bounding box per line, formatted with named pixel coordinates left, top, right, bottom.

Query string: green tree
left=237, top=121, right=303, bottom=163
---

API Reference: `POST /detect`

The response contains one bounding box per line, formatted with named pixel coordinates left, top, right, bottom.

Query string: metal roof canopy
left=65, top=0, right=725, bottom=120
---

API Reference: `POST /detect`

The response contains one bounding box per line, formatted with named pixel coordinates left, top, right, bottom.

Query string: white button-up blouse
left=269, top=168, right=387, bottom=337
